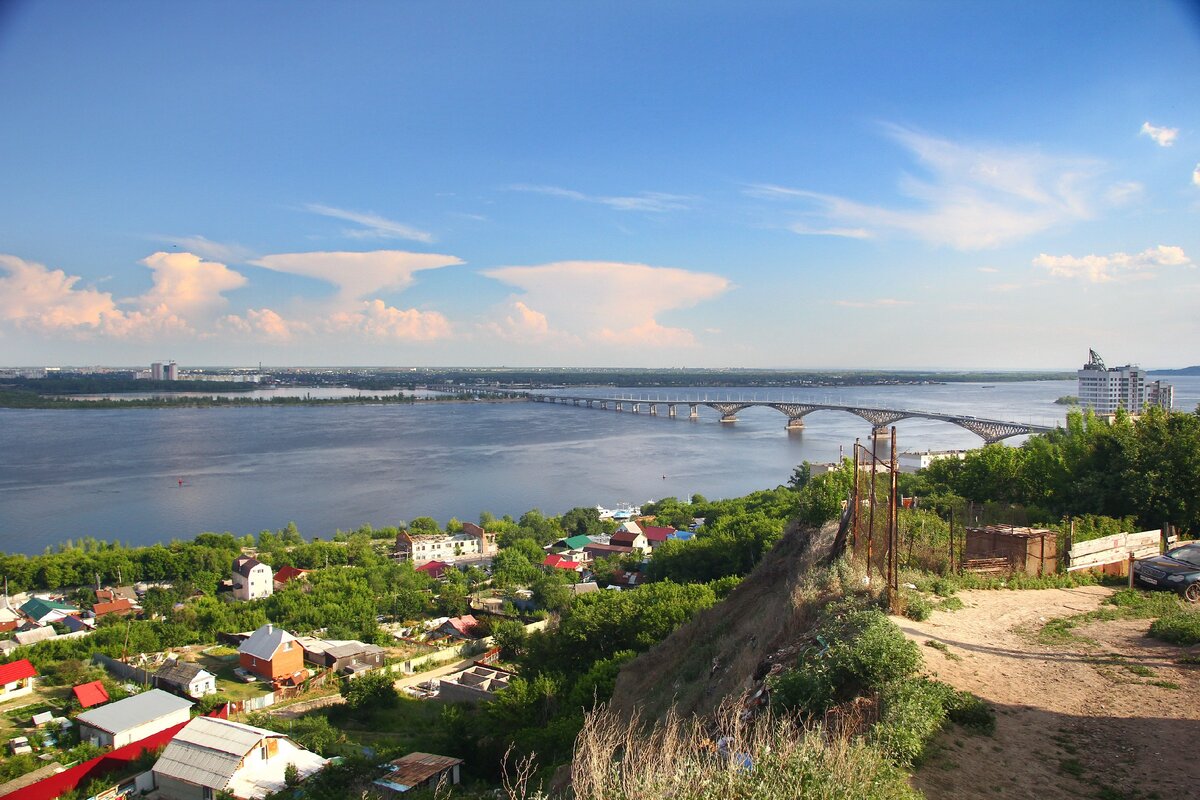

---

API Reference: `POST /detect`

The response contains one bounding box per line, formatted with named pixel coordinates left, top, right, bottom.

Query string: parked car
left=1132, top=543, right=1200, bottom=602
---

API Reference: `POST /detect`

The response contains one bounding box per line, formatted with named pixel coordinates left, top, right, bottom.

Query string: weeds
left=1149, top=609, right=1200, bottom=646
left=923, top=640, right=961, bottom=661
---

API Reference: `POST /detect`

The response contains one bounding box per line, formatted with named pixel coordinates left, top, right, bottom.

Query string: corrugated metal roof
left=384, top=752, right=463, bottom=787
left=75, top=689, right=192, bottom=734
left=0, top=659, right=37, bottom=684
left=174, top=716, right=268, bottom=754
left=238, top=624, right=297, bottom=661
left=152, top=716, right=305, bottom=791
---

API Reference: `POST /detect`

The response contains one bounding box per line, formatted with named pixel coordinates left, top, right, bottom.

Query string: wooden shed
left=964, top=526, right=1057, bottom=576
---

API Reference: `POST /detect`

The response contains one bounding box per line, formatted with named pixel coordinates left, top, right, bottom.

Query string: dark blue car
left=1133, top=543, right=1200, bottom=603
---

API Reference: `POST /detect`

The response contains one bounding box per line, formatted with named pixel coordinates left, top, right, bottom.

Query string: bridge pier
left=632, top=403, right=641, bottom=414
left=689, top=404, right=699, bottom=420
left=868, top=427, right=893, bottom=465
left=649, top=404, right=657, bottom=416
left=668, top=404, right=676, bottom=418
left=720, top=414, right=738, bottom=423
left=616, top=402, right=623, bottom=412
left=786, top=417, right=805, bottom=431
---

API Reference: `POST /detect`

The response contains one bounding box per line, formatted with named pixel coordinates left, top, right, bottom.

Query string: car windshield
left=1167, top=545, right=1200, bottom=568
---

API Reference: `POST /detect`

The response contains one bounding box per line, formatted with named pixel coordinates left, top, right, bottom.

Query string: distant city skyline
left=1, top=2, right=1198, bottom=369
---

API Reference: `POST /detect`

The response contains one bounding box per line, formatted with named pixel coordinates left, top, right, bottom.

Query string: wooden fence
left=1066, top=530, right=1165, bottom=572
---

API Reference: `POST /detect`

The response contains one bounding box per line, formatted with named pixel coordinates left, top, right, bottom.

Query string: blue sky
left=1, top=1, right=1198, bottom=369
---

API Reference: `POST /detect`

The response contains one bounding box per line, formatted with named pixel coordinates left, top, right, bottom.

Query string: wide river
left=2, top=377, right=1196, bottom=555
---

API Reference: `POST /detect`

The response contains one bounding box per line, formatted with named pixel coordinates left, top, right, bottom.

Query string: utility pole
left=867, top=430, right=879, bottom=588
left=851, top=438, right=861, bottom=555
left=888, top=426, right=899, bottom=611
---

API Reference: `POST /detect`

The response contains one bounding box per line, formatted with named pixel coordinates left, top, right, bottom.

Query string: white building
left=395, top=522, right=497, bottom=566
left=75, top=689, right=193, bottom=748
left=1077, top=349, right=1172, bottom=415
left=232, top=556, right=274, bottom=601
left=897, top=450, right=969, bottom=474
left=152, top=716, right=328, bottom=800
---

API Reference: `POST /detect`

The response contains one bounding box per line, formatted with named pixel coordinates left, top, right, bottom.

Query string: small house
left=238, top=624, right=305, bottom=683
left=272, top=565, right=310, bottom=591
left=75, top=688, right=192, bottom=748
left=610, top=530, right=649, bottom=555
left=71, top=680, right=109, bottom=709
left=325, top=642, right=387, bottom=677
left=583, top=543, right=634, bottom=560
left=373, top=752, right=463, bottom=796
left=542, top=554, right=584, bottom=573
left=232, top=556, right=274, bottom=601
left=19, top=597, right=79, bottom=626
left=152, top=715, right=328, bottom=800
left=154, top=659, right=218, bottom=698
left=0, top=659, right=38, bottom=701
left=92, top=598, right=135, bottom=619
left=641, top=526, right=676, bottom=549
left=437, top=615, right=481, bottom=640
left=416, top=560, right=451, bottom=580
left=550, top=534, right=593, bottom=553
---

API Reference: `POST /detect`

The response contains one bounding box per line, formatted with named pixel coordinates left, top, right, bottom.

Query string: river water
left=2, top=377, right=1196, bottom=554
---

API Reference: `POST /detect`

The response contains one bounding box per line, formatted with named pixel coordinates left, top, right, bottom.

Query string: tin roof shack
left=373, top=752, right=463, bottom=796
left=964, top=526, right=1058, bottom=576
left=323, top=642, right=386, bottom=678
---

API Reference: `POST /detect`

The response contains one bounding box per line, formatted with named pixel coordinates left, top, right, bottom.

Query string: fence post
left=1128, top=552, right=1135, bottom=589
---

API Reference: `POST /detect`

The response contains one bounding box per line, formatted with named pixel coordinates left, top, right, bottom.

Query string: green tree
left=340, top=670, right=398, bottom=712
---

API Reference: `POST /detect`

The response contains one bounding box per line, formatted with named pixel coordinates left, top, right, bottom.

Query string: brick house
left=237, top=624, right=304, bottom=683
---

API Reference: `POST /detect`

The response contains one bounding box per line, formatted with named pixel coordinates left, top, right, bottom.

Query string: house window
left=283, top=641, right=293, bottom=651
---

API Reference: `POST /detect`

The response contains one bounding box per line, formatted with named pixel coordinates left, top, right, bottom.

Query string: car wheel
left=1184, top=582, right=1200, bottom=604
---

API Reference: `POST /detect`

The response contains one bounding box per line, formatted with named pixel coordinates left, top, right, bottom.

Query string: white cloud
left=482, top=260, right=730, bottom=348
left=304, top=203, right=434, bottom=243
left=988, top=283, right=1022, bottom=292
left=1140, top=121, right=1178, bottom=147
left=833, top=298, right=914, bottom=309
left=508, top=184, right=693, bottom=212
left=250, top=250, right=462, bottom=304
left=324, top=299, right=452, bottom=341
left=135, top=251, right=247, bottom=318
left=1034, top=245, right=1191, bottom=283
left=977, top=266, right=1000, bottom=274
left=1193, top=163, right=1200, bottom=187
left=0, top=252, right=251, bottom=339
left=787, top=222, right=872, bottom=239
left=0, top=254, right=126, bottom=332
left=758, top=126, right=1103, bottom=250
left=480, top=301, right=561, bottom=343
left=219, top=308, right=304, bottom=342
left=1104, top=181, right=1143, bottom=205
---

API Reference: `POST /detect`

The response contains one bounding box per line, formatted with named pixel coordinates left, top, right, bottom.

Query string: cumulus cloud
left=136, top=251, right=247, bottom=318
left=481, top=301, right=559, bottom=343
left=0, top=255, right=126, bottom=332
left=508, top=184, right=693, bottom=212
left=304, top=204, right=434, bottom=243
left=250, top=250, right=462, bottom=304
left=833, top=298, right=914, bottom=309
left=754, top=126, right=1103, bottom=249
left=1034, top=245, right=1191, bottom=283
left=219, top=308, right=304, bottom=342
left=1193, top=163, right=1200, bottom=187
left=0, top=252, right=251, bottom=338
left=1140, top=121, right=1178, bottom=147
left=482, top=260, right=730, bottom=347
left=324, top=299, right=452, bottom=340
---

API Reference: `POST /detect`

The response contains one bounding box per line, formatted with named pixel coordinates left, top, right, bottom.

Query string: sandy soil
left=895, top=586, right=1200, bottom=800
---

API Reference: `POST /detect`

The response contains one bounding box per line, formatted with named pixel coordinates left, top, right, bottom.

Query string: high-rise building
left=164, top=361, right=178, bottom=381
left=1077, top=349, right=1172, bottom=415
left=151, top=362, right=164, bottom=381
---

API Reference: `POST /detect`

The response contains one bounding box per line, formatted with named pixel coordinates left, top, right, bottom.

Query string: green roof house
left=19, top=597, right=79, bottom=626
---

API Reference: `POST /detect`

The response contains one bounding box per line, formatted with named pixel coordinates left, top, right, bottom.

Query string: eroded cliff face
left=607, top=519, right=840, bottom=723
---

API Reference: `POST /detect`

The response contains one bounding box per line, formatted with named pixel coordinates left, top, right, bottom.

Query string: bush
left=900, top=592, right=933, bottom=622
left=771, top=604, right=922, bottom=714
left=1150, top=610, right=1200, bottom=645
left=872, top=678, right=951, bottom=765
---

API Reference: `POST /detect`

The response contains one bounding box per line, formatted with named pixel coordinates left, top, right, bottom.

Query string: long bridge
left=502, top=391, right=1054, bottom=444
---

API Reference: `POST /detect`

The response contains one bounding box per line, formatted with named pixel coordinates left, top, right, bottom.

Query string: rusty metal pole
left=867, top=429, right=879, bottom=589
left=889, top=426, right=899, bottom=607
left=949, top=512, right=954, bottom=573
left=852, top=439, right=861, bottom=556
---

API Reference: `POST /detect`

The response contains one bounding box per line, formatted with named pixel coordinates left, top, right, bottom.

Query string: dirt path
left=895, top=587, right=1200, bottom=800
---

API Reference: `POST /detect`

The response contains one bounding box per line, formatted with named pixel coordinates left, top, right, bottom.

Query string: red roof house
left=0, top=659, right=38, bottom=701
left=416, top=560, right=451, bottom=580
left=438, top=615, right=481, bottom=639
left=273, top=565, right=310, bottom=588
left=641, top=526, right=676, bottom=544
left=584, top=543, right=634, bottom=559
left=92, top=599, right=135, bottom=618
left=542, top=554, right=583, bottom=572
left=73, top=680, right=110, bottom=708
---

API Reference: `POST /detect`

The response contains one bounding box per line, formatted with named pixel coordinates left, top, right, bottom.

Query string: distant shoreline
left=0, top=392, right=524, bottom=410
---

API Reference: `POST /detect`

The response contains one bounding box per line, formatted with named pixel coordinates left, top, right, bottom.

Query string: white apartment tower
left=1077, top=350, right=1172, bottom=415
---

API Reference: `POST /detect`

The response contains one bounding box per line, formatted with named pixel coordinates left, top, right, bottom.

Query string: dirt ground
left=895, top=586, right=1200, bottom=800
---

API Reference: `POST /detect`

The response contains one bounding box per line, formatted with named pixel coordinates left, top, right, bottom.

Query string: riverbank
left=0, top=390, right=524, bottom=410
